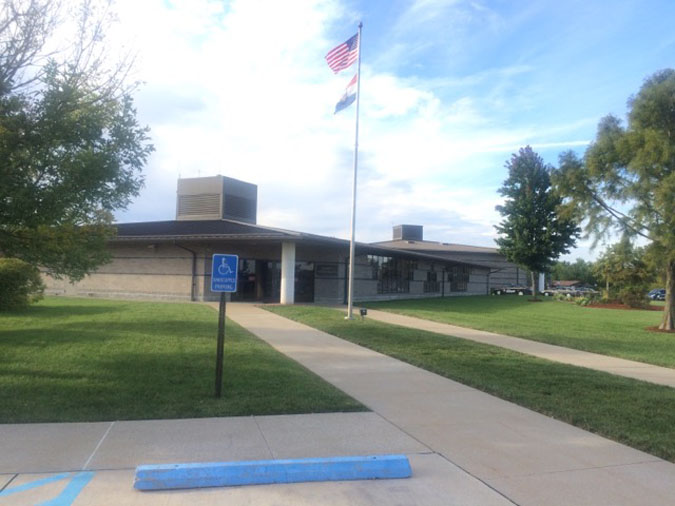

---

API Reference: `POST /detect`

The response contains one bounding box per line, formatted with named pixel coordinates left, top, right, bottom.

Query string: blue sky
left=110, top=0, right=674, bottom=260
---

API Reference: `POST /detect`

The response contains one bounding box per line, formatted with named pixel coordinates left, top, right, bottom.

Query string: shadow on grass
left=62, top=320, right=217, bottom=335
left=364, top=295, right=532, bottom=316
left=2, top=303, right=122, bottom=319
left=0, top=365, right=90, bottom=381
left=0, top=320, right=218, bottom=347
left=0, top=328, right=118, bottom=346
left=1, top=342, right=363, bottom=423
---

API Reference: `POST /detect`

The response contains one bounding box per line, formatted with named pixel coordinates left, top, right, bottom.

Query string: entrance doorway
left=231, top=259, right=314, bottom=303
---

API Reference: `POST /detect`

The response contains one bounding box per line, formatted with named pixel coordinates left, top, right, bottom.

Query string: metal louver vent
left=177, top=194, right=220, bottom=217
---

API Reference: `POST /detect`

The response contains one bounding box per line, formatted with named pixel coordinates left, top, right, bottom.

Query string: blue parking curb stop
left=134, top=454, right=412, bottom=491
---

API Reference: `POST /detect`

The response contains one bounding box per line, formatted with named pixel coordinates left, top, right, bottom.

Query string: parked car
left=542, top=287, right=575, bottom=297
left=575, top=286, right=600, bottom=296
left=648, top=289, right=666, bottom=301
left=491, top=285, right=533, bottom=296
left=542, top=286, right=599, bottom=297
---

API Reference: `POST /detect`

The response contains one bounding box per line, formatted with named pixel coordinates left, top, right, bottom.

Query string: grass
left=362, top=296, right=674, bottom=368
left=0, top=297, right=363, bottom=423
left=266, top=305, right=675, bottom=463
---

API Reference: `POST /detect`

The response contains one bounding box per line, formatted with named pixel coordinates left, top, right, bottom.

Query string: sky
left=106, top=0, right=675, bottom=260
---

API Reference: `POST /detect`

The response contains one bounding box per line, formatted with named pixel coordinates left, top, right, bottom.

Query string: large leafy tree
left=495, top=146, right=580, bottom=297
left=0, top=0, right=153, bottom=280
left=554, top=69, right=675, bottom=330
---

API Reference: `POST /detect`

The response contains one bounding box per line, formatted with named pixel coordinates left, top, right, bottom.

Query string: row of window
left=448, top=265, right=470, bottom=292
left=367, top=255, right=470, bottom=294
left=368, top=255, right=413, bottom=294
left=425, top=266, right=470, bottom=292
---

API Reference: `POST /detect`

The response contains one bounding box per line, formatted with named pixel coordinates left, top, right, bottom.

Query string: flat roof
left=373, top=239, right=500, bottom=254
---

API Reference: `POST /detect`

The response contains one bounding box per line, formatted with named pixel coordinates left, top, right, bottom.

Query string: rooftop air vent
left=393, top=224, right=423, bottom=241
left=177, top=194, right=220, bottom=217
left=176, top=175, right=257, bottom=223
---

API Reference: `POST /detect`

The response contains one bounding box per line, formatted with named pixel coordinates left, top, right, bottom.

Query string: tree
left=550, top=258, right=597, bottom=286
left=0, top=257, right=44, bottom=310
left=495, top=146, right=580, bottom=297
left=592, top=237, right=653, bottom=307
left=0, top=0, right=153, bottom=281
left=643, top=242, right=667, bottom=289
left=553, top=69, right=675, bottom=330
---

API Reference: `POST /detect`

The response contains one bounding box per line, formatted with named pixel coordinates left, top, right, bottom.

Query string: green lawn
left=0, top=298, right=363, bottom=423
left=363, top=296, right=674, bottom=368
left=266, top=305, right=675, bottom=463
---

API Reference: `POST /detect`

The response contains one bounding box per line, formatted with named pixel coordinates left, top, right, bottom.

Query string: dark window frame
left=449, top=265, right=470, bottom=292
left=424, top=269, right=440, bottom=293
left=367, top=254, right=413, bottom=294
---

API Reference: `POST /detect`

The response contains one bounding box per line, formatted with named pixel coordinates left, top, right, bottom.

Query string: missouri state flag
left=334, top=74, right=357, bottom=114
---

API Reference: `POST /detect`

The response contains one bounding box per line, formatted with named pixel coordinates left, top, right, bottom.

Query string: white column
left=538, top=272, right=545, bottom=292
left=280, top=241, right=296, bottom=304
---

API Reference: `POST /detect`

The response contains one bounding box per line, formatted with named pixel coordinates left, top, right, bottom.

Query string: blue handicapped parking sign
left=211, top=254, right=238, bottom=292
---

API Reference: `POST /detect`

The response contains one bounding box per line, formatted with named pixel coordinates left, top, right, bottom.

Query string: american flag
left=325, top=33, right=359, bottom=74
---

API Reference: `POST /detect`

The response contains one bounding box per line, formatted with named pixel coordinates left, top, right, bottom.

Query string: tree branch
left=587, top=189, right=653, bottom=241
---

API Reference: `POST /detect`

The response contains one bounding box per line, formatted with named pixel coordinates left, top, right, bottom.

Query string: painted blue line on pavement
left=0, top=473, right=71, bottom=497
left=37, top=471, right=95, bottom=506
left=134, top=454, right=412, bottom=491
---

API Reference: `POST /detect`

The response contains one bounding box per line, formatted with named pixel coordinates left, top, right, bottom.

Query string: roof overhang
left=111, top=219, right=489, bottom=270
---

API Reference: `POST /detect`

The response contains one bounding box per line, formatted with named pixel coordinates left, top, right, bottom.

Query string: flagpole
left=346, top=22, right=362, bottom=320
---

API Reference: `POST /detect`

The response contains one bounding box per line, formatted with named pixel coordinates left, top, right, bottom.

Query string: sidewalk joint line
left=0, top=474, right=17, bottom=493
left=82, top=421, right=115, bottom=470
left=371, top=411, right=434, bottom=453
left=515, top=458, right=665, bottom=478
left=369, top=411, right=521, bottom=506
left=434, top=450, right=522, bottom=506
left=253, top=416, right=275, bottom=459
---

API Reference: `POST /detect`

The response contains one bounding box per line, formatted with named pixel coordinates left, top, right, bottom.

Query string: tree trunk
left=659, top=259, right=674, bottom=331
left=531, top=271, right=538, bottom=299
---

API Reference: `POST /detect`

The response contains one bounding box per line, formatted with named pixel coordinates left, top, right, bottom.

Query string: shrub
left=600, top=293, right=612, bottom=303
left=619, top=288, right=650, bottom=309
left=575, top=294, right=599, bottom=306
left=0, top=258, right=45, bottom=311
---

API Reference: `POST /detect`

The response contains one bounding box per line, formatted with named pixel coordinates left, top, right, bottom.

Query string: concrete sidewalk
left=363, top=308, right=675, bottom=388
left=228, top=304, right=675, bottom=506
left=0, top=413, right=425, bottom=474
left=1, top=412, right=511, bottom=505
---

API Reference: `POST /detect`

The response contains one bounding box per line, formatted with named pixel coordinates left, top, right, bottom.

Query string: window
left=367, top=255, right=413, bottom=294
left=449, top=265, right=470, bottom=292
left=424, top=270, right=440, bottom=293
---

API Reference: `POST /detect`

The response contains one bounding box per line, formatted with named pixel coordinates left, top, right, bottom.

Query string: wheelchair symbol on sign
left=218, top=258, right=234, bottom=276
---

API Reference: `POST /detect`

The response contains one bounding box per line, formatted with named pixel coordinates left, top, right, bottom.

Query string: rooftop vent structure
left=393, top=224, right=423, bottom=241
left=176, top=175, right=257, bottom=223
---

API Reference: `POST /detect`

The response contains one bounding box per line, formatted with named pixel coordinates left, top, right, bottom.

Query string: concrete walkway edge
left=362, top=308, right=675, bottom=388
left=227, top=303, right=675, bottom=506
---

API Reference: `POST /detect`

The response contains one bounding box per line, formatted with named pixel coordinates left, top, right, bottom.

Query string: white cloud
left=105, top=0, right=614, bottom=257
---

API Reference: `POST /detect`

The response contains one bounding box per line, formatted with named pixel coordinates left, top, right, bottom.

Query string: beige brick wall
left=43, top=243, right=196, bottom=301
left=41, top=240, right=491, bottom=303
